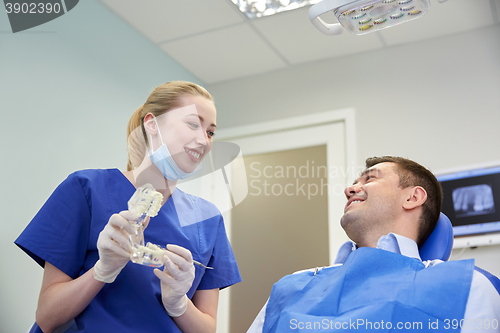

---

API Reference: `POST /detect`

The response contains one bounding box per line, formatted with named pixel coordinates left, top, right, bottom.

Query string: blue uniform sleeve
left=197, top=214, right=242, bottom=290
left=15, top=173, right=91, bottom=279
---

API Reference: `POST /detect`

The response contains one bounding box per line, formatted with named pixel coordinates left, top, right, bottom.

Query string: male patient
left=248, top=156, right=500, bottom=332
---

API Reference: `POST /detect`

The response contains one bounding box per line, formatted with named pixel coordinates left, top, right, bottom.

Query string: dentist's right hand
left=94, top=211, right=142, bottom=283
left=154, top=244, right=196, bottom=317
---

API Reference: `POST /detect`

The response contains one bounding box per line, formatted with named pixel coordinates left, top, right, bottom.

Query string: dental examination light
left=309, top=0, right=449, bottom=35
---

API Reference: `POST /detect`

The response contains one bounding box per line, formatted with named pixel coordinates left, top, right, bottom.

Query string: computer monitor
left=436, top=164, right=500, bottom=242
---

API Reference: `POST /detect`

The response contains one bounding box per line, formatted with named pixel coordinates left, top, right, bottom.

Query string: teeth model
left=127, top=184, right=163, bottom=266
left=132, top=242, right=168, bottom=267
left=128, top=183, right=163, bottom=218
left=127, top=184, right=212, bottom=270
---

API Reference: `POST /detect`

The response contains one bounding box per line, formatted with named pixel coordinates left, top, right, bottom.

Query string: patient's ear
left=403, top=186, right=427, bottom=210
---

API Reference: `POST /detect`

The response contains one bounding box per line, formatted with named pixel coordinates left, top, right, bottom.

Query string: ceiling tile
left=160, top=24, right=288, bottom=84
left=379, top=0, right=496, bottom=46
left=99, top=0, right=245, bottom=43
left=252, top=6, right=385, bottom=65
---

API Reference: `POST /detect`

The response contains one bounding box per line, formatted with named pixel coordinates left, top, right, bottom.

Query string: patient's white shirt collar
left=334, top=233, right=421, bottom=265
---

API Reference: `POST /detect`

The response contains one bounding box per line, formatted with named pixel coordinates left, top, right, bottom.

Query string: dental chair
left=419, top=212, right=454, bottom=261
left=420, top=213, right=500, bottom=294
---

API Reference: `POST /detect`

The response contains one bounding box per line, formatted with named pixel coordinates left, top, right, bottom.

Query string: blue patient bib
left=263, top=248, right=474, bottom=332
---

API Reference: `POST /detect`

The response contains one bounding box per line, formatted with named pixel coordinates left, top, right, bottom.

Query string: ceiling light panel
left=232, top=0, right=322, bottom=19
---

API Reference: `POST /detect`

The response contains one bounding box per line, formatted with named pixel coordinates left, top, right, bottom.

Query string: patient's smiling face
left=340, top=162, right=406, bottom=247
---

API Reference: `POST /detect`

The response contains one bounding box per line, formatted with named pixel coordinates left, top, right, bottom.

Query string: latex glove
left=154, top=244, right=196, bottom=317
left=94, top=211, right=140, bottom=283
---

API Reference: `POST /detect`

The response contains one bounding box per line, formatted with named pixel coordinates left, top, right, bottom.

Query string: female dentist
left=15, top=81, right=241, bottom=333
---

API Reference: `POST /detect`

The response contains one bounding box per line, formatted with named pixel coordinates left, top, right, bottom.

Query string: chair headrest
left=419, top=212, right=454, bottom=262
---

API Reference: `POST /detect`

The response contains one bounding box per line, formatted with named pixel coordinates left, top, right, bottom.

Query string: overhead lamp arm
left=308, top=0, right=351, bottom=35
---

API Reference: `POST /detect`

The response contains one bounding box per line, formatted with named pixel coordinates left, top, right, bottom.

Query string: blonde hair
left=126, top=81, right=213, bottom=171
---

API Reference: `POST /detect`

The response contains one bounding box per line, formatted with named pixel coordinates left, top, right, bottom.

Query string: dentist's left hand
left=94, top=211, right=140, bottom=283
left=154, top=244, right=195, bottom=317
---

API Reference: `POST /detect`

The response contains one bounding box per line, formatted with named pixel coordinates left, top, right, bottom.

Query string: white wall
left=0, top=1, right=202, bottom=332
left=208, top=25, right=500, bottom=276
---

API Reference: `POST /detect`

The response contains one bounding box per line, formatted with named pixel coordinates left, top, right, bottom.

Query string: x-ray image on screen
left=438, top=165, right=500, bottom=236
left=452, top=184, right=495, bottom=218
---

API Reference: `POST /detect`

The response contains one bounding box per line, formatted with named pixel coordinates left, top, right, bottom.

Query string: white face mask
left=148, top=117, right=202, bottom=181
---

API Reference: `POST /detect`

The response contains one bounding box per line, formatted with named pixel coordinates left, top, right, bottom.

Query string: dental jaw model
left=128, top=184, right=165, bottom=267
left=127, top=184, right=213, bottom=269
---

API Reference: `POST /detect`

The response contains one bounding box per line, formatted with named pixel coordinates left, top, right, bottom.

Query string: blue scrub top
left=16, top=169, right=242, bottom=333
